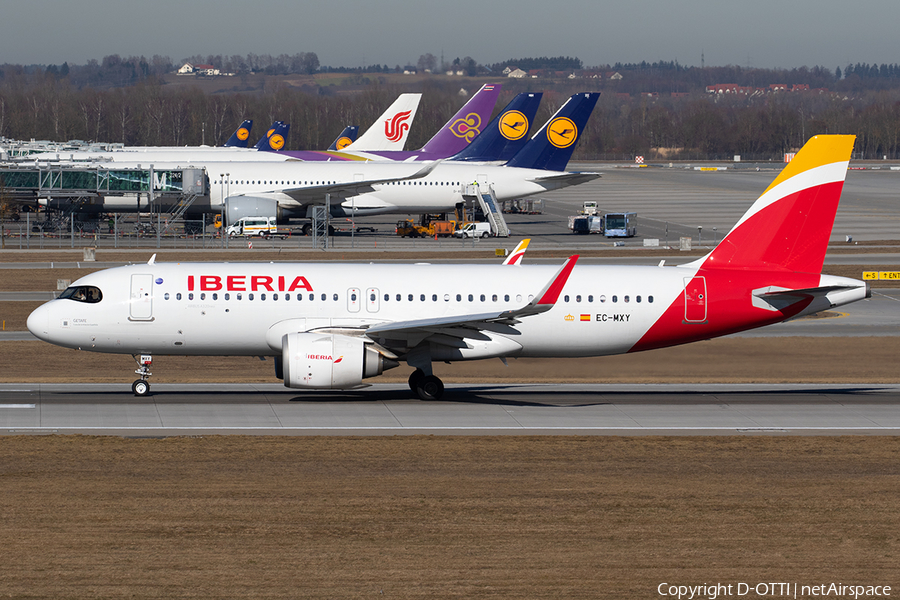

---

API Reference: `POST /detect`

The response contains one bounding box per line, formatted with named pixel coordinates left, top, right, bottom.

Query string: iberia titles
left=187, top=275, right=313, bottom=292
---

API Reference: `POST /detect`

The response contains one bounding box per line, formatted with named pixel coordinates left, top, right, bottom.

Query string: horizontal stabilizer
left=752, top=280, right=870, bottom=312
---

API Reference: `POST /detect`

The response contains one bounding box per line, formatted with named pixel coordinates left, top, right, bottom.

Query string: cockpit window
left=59, top=286, right=103, bottom=303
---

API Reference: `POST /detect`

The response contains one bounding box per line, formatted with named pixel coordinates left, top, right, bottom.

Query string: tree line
left=3, top=70, right=900, bottom=160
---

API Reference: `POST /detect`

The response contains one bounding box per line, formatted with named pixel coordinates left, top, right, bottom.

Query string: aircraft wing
left=251, top=161, right=441, bottom=204
left=364, top=256, right=579, bottom=347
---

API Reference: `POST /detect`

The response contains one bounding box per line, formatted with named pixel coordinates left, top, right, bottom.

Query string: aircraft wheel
left=416, top=375, right=444, bottom=401
left=408, top=369, right=425, bottom=392
left=301, top=223, right=312, bottom=236
left=328, top=225, right=335, bottom=236
left=132, top=380, right=150, bottom=396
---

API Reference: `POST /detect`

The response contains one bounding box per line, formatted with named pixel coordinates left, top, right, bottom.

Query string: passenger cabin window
left=59, top=286, right=103, bottom=303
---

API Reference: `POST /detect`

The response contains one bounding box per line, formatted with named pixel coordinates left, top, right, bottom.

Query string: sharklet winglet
left=536, top=255, right=579, bottom=306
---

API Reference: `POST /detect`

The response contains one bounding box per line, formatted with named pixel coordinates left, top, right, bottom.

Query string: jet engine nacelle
left=224, top=196, right=279, bottom=226
left=282, top=332, right=396, bottom=389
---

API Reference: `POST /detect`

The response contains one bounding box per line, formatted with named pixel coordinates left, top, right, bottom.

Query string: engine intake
left=282, top=332, right=397, bottom=389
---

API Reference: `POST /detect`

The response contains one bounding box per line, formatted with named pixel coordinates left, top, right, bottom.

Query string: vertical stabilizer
left=344, top=94, right=422, bottom=152
left=255, top=122, right=290, bottom=151
left=328, top=126, right=359, bottom=151
left=700, top=135, right=855, bottom=273
left=505, top=92, right=599, bottom=171
left=224, top=120, right=253, bottom=147
left=418, top=84, right=502, bottom=156
left=451, top=92, right=543, bottom=162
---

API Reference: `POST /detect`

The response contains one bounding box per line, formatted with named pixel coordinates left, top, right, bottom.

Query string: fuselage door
left=347, top=288, right=361, bottom=313
left=683, top=276, right=707, bottom=323
left=130, top=274, right=154, bottom=321
left=366, top=287, right=380, bottom=313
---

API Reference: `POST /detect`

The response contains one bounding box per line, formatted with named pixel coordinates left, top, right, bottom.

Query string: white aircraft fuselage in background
left=206, top=160, right=595, bottom=215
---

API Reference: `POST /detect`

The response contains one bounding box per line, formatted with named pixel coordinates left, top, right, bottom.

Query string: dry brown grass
left=0, top=436, right=897, bottom=598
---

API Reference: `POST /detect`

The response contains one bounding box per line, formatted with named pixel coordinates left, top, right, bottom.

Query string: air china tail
left=342, top=93, right=422, bottom=152
left=27, top=135, right=868, bottom=400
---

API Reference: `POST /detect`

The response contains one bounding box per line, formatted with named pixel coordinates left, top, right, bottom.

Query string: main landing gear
left=132, top=354, right=153, bottom=396
left=408, top=369, right=444, bottom=401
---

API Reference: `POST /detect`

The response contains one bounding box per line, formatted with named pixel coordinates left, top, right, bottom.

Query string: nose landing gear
left=132, top=354, right=153, bottom=396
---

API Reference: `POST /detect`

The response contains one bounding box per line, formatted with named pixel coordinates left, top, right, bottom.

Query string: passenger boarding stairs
left=467, top=183, right=509, bottom=238
left=160, top=193, right=201, bottom=235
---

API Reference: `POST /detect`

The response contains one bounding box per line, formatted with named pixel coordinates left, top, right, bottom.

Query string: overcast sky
left=2, top=0, right=897, bottom=71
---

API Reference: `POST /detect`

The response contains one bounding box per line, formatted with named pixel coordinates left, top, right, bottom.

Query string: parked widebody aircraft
left=151, top=92, right=599, bottom=225
left=35, top=91, right=589, bottom=222
left=27, top=135, right=868, bottom=400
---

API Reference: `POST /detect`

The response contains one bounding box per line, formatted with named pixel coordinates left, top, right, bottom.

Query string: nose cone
left=27, top=303, right=50, bottom=341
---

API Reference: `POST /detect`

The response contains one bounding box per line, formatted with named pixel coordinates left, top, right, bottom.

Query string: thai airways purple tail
left=451, top=92, right=543, bottom=162
left=418, top=84, right=502, bottom=157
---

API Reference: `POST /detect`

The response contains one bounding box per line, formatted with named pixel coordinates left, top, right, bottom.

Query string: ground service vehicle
left=454, top=222, right=492, bottom=238
left=604, top=212, right=637, bottom=237
left=396, top=219, right=458, bottom=238
left=226, top=216, right=276, bottom=237
left=572, top=215, right=604, bottom=234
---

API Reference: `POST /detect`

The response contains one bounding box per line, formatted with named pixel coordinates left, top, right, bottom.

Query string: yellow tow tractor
left=395, top=215, right=460, bottom=238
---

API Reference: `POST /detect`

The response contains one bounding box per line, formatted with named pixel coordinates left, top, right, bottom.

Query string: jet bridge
left=0, top=165, right=208, bottom=217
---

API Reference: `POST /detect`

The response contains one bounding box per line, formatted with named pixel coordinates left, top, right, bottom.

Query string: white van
left=453, top=222, right=492, bottom=238
left=226, top=216, right=276, bottom=237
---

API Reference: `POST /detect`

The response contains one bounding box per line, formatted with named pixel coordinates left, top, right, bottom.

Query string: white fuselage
left=175, top=160, right=577, bottom=215
left=27, top=262, right=692, bottom=359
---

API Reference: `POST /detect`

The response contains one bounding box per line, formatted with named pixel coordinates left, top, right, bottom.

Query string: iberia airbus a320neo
left=27, top=135, right=869, bottom=399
